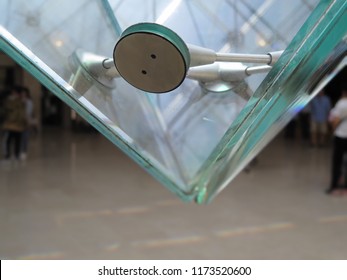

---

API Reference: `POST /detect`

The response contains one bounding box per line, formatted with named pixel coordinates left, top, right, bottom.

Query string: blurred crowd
left=0, top=85, right=37, bottom=162
left=284, top=86, right=347, bottom=195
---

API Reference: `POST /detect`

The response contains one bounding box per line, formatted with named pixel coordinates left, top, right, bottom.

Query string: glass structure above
left=0, top=0, right=346, bottom=203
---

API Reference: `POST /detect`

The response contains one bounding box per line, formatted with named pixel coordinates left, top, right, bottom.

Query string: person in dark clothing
left=326, top=87, right=347, bottom=195
left=2, top=86, right=27, bottom=160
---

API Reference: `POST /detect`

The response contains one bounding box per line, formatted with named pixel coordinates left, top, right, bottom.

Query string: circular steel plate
left=114, top=23, right=190, bottom=93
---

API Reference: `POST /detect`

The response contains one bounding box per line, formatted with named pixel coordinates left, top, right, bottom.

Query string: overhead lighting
left=54, top=39, right=64, bottom=48
left=257, top=37, right=267, bottom=47
left=156, top=0, right=182, bottom=25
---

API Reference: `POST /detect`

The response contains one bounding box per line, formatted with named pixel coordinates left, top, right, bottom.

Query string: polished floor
left=1, top=127, right=347, bottom=260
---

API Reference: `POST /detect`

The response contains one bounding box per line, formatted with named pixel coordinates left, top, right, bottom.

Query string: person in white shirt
left=326, top=87, right=347, bottom=195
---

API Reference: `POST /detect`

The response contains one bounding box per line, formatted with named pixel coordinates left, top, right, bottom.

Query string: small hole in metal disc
left=151, top=54, right=156, bottom=59
left=142, top=70, right=147, bottom=75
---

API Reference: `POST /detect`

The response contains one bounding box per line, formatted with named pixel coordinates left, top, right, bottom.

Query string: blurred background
left=1, top=0, right=347, bottom=259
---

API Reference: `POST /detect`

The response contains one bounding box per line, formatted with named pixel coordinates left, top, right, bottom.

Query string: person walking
left=1, top=86, right=27, bottom=161
left=326, top=87, right=347, bottom=195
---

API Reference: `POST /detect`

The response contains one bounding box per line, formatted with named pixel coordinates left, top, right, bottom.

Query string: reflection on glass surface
left=0, top=0, right=346, bottom=203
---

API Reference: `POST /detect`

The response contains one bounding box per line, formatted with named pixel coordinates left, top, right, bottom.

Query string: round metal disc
left=113, top=23, right=190, bottom=93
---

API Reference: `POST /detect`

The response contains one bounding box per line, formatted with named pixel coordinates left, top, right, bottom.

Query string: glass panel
left=1, top=0, right=346, bottom=203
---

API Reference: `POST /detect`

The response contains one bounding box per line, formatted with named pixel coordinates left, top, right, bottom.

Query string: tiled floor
left=1, top=128, right=347, bottom=259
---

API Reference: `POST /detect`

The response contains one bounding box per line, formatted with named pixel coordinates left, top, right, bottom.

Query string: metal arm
left=69, top=23, right=283, bottom=94
left=188, top=43, right=283, bottom=67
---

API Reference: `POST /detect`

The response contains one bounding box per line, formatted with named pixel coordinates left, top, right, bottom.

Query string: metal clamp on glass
left=69, top=22, right=283, bottom=95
